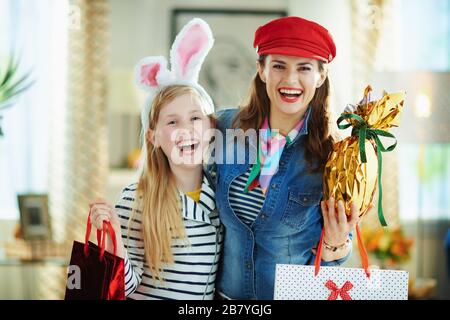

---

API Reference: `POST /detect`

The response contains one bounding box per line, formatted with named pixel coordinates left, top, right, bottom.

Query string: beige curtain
left=46, top=0, right=110, bottom=299
left=351, top=0, right=385, bottom=98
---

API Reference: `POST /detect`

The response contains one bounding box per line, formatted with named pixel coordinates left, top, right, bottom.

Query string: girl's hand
left=88, top=198, right=125, bottom=258
left=320, top=197, right=363, bottom=247
left=89, top=198, right=120, bottom=231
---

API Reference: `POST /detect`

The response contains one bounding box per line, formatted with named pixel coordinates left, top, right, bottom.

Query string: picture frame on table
left=17, top=194, right=52, bottom=241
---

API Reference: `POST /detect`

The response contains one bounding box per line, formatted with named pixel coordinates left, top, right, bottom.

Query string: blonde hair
left=131, top=85, right=214, bottom=282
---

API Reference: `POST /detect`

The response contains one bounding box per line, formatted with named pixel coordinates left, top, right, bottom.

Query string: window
left=375, top=0, right=450, bottom=72
left=398, top=144, right=450, bottom=221
left=374, top=0, right=450, bottom=221
left=0, top=0, right=68, bottom=219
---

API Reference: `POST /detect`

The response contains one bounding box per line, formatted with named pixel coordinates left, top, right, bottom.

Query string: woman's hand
left=315, top=197, right=374, bottom=261
left=321, top=197, right=359, bottom=247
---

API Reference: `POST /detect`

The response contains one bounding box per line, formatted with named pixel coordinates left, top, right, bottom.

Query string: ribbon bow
left=325, top=280, right=353, bottom=300
left=337, top=113, right=397, bottom=227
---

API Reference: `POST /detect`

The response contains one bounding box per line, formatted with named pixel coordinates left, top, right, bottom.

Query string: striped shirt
left=229, top=166, right=266, bottom=226
left=116, top=175, right=223, bottom=300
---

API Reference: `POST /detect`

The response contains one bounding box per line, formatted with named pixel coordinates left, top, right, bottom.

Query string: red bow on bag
left=65, top=216, right=125, bottom=300
left=325, top=280, right=353, bottom=300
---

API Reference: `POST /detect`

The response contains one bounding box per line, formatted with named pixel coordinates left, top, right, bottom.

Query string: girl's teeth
left=179, top=143, right=198, bottom=151
left=179, top=141, right=197, bottom=147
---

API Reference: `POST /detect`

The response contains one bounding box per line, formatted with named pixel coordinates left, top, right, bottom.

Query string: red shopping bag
left=65, top=216, right=125, bottom=300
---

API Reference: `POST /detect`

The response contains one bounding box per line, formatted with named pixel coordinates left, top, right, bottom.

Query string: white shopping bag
left=274, top=264, right=409, bottom=300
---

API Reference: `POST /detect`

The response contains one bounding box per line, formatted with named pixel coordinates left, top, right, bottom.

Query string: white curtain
left=0, top=0, right=68, bottom=220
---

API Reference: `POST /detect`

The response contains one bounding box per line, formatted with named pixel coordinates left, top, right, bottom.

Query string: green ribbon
left=244, top=142, right=262, bottom=193
left=337, top=114, right=397, bottom=227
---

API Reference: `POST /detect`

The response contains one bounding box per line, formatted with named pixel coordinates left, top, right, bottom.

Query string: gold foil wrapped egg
left=323, top=86, right=405, bottom=225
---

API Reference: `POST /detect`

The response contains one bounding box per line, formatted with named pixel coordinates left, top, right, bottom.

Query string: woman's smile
left=278, top=87, right=304, bottom=103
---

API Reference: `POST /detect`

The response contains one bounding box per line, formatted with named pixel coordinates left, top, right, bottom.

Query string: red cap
left=253, top=16, right=336, bottom=63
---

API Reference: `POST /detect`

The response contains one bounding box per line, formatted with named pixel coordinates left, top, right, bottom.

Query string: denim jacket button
left=261, top=213, right=267, bottom=220
left=246, top=263, right=252, bottom=269
left=271, top=183, right=277, bottom=189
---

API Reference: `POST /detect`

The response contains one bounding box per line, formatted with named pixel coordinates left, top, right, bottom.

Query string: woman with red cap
left=212, top=16, right=366, bottom=299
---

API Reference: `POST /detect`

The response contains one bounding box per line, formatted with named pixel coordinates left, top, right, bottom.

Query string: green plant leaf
left=0, top=55, right=33, bottom=105
left=0, top=73, right=34, bottom=103
left=0, top=56, right=19, bottom=88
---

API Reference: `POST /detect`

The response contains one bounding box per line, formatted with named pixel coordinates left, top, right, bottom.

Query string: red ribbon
left=325, top=280, right=353, bottom=300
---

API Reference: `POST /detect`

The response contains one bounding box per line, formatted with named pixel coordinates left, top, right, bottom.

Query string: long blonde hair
left=131, top=85, right=213, bottom=282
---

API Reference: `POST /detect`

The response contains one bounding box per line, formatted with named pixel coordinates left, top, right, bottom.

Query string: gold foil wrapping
left=323, top=86, right=405, bottom=218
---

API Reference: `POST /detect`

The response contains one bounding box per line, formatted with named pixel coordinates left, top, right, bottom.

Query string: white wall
left=288, top=0, right=353, bottom=115
left=110, top=0, right=289, bottom=69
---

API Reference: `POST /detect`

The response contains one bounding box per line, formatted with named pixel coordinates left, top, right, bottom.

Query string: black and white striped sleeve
left=115, top=184, right=145, bottom=297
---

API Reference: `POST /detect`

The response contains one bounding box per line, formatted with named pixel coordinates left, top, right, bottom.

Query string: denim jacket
left=209, top=107, right=351, bottom=300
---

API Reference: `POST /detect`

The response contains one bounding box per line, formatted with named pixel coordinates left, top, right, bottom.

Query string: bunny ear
left=134, top=56, right=170, bottom=91
left=170, top=18, right=214, bottom=82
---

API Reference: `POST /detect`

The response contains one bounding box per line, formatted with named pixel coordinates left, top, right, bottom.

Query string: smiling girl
left=89, top=19, right=222, bottom=300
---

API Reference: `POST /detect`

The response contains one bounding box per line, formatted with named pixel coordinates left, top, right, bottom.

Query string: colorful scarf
left=244, top=111, right=308, bottom=194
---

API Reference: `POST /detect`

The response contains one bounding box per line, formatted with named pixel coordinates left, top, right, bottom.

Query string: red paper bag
left=65, top=216, right=125, bottom=300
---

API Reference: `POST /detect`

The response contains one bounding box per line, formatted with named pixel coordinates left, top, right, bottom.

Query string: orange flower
left=391, top=242, right=406, bottom=257
left=361, top=225, right=414, bottom=266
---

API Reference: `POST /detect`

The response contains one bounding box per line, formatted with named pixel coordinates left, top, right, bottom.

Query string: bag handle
left=314, top=224, right=371, bottom=278
left=84, top=215, right=118, bottom=261
left=355, top=224, right=370, bottom=277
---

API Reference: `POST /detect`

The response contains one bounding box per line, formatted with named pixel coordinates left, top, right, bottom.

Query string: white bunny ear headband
left=134, top=18, right=215, bottom=135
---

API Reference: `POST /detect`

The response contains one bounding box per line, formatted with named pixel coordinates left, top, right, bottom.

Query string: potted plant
left=0, top=55, right=33, bottom=136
